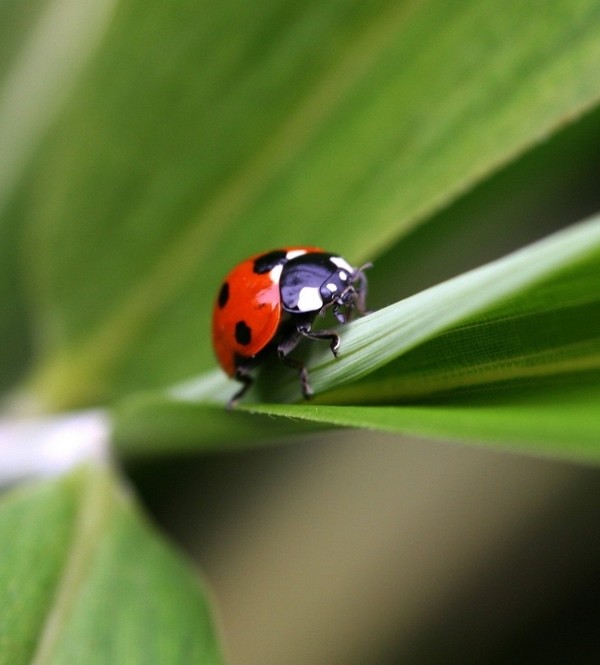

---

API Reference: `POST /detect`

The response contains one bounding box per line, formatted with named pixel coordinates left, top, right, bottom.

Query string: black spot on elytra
left=253, top=250, right=287, bottom=274
left=235, top=320, right=252, bottom=345
left=218, top=282, right=229, bottom=308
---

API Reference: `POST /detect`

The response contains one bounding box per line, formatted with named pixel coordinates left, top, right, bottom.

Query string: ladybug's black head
left=320, top=262, right=371, bottom=323
left=279, top=252, right=370, bottom=320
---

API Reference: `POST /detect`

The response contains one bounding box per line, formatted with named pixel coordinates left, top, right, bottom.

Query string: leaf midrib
left=30, top=468, right=114, bottom=665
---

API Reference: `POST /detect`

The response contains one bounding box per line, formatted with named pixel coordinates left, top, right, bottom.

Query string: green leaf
left=0, top=467, right=224, bottom=664
left=114, top=388, right=326, bottom=459
left=7, top=0, right=600, bottom=409
left=244, top=381, right=600, bottom=464
left=113, top=215, right=600, bottom=463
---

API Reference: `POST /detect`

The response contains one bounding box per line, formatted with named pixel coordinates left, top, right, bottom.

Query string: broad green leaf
left=113, top=215, right=600, bottom=463
left=0, top=0, right=120, bottom=392
left=0, top=196, right=32, bottom=393
left=368, top=102, right=600, bottom=308
left=6, top=0, right=600, bottom=409
left=0, top=467, right=224, bottom=664
left=0, top=0, right=118, bottom=209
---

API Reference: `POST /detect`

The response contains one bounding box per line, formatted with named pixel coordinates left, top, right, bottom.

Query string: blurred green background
left=3, top=0, right=600, bottom=662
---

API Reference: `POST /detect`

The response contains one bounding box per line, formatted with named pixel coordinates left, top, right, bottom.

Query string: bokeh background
left=3, top=1, right=600, bottom=663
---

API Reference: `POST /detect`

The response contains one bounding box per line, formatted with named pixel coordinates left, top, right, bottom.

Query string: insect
left=212, top=247, right=370, bottom=408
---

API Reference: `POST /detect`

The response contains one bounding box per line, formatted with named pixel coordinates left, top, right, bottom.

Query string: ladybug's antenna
left=352, top=262, right=372, bottom=315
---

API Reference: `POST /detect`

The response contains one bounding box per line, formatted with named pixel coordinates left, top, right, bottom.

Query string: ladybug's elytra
left=212, top=247, right=370, bottom=407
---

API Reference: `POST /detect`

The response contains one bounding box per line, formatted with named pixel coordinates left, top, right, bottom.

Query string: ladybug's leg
left=276, top=328, right=313, bottom=398
left=228, top=365, right=254, bottom=409
left=296, top=320, right=340, bottom=357
left=276, top=318, right=341, bottom=400
left=280, top=355, right=313, bottom=399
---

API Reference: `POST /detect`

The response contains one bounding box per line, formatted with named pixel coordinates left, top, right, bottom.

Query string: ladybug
left=212, top=247, right=370, bottom=407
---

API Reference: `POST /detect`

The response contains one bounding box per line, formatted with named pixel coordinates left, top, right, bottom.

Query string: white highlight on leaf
left=297, top=286, right=323, bottom=312
left=168, top=368, right=237, bottom=404
left=0, top=409, right=110, bottom=488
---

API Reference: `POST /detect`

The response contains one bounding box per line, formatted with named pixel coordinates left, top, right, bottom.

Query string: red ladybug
left=212, top=247, right=370, bottom=407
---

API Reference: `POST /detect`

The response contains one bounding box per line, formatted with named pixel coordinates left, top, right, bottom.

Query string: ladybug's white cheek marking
left=339, top=270, right=348, bottom=282
left=326, top=283, right=337, bottom=292
left=330, top=256, right=353, bottom=273
left=297, top=286, right=323, bottom=312
left=269, top=264, right=283, bottom=284
left=286, top=249, right=308, bottom=260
